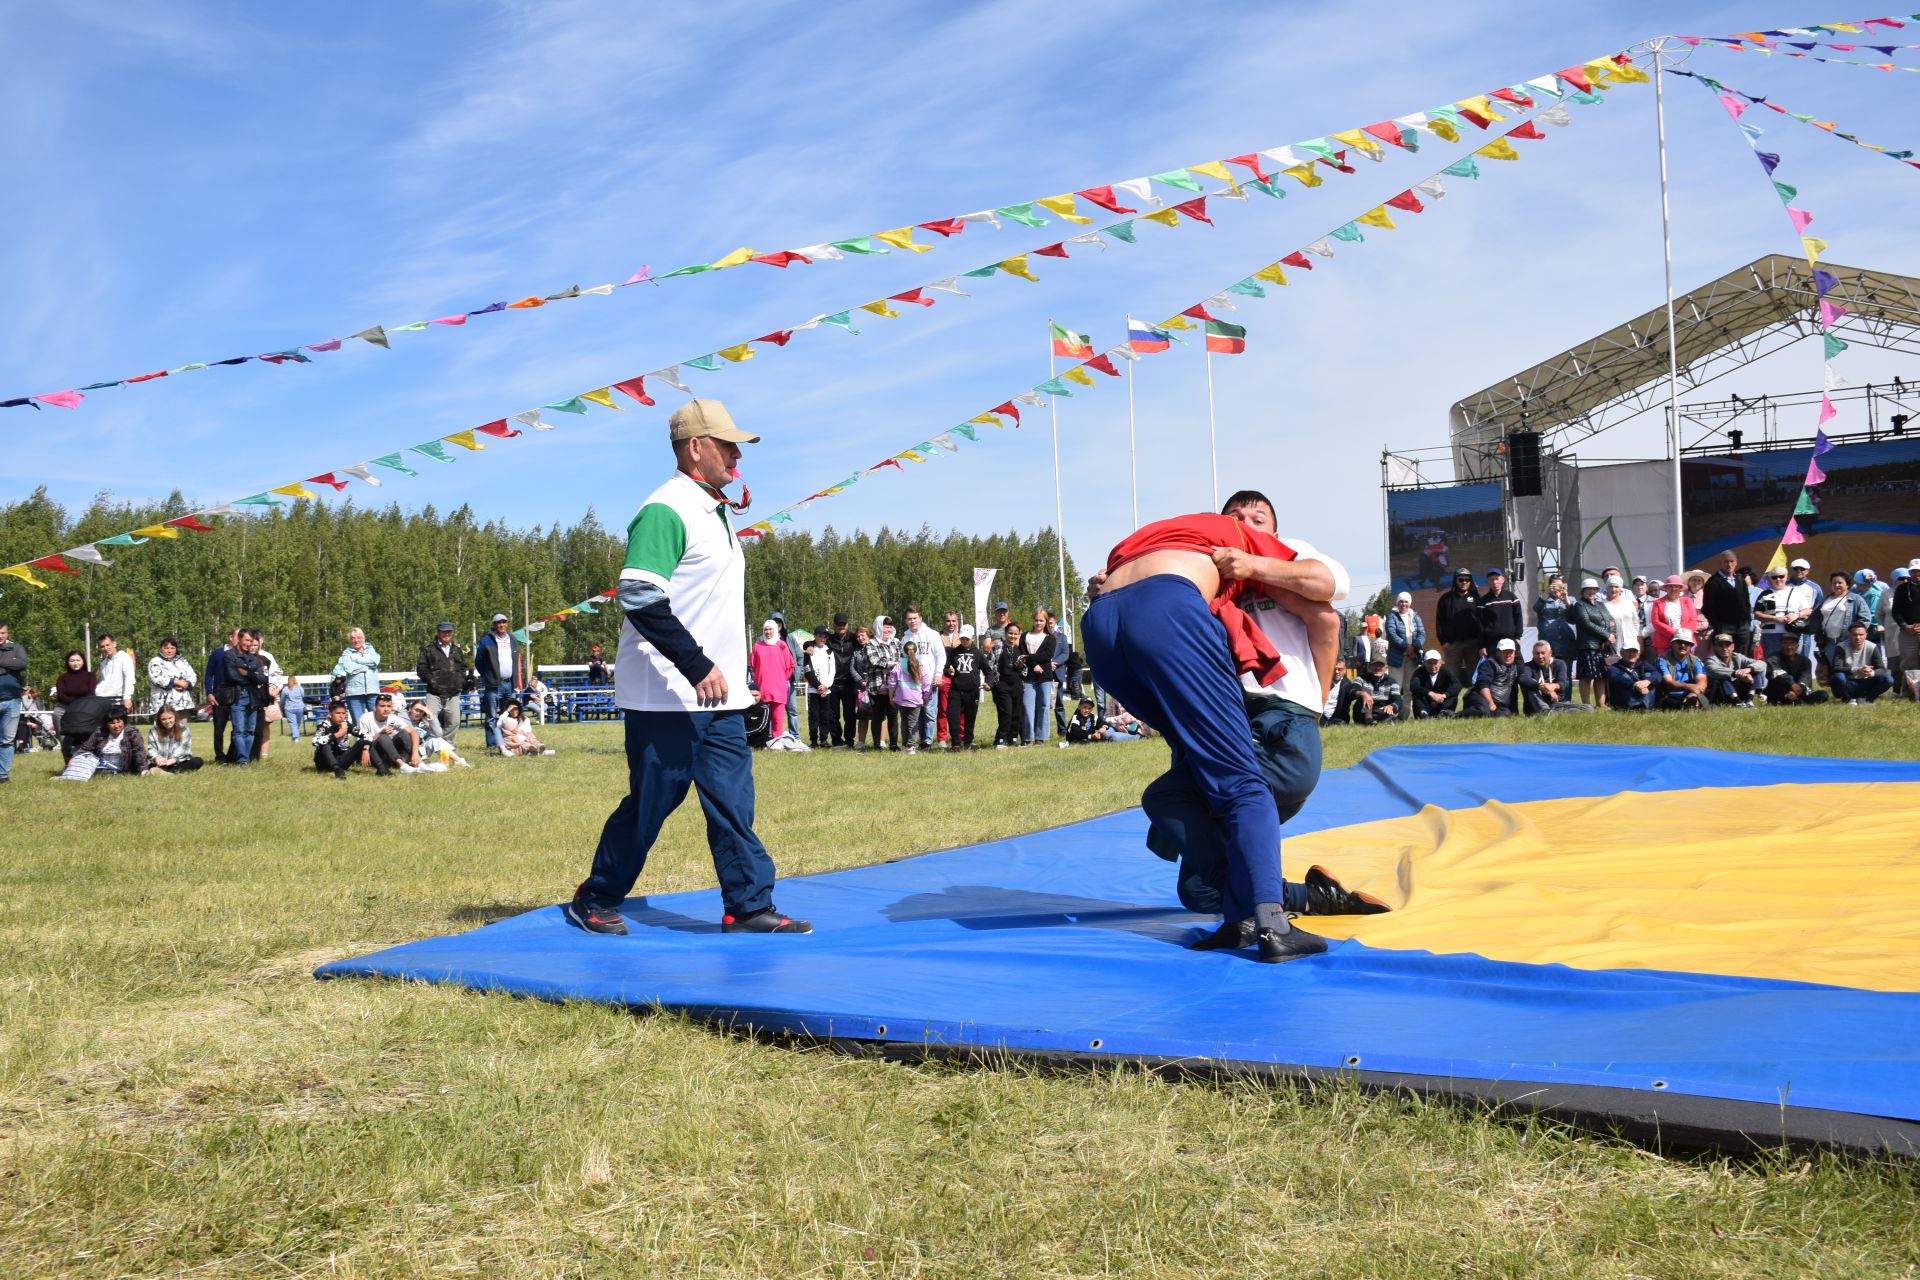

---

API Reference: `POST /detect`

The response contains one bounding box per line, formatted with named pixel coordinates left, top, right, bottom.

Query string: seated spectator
left=525, top=676, right=551, bottom=725
left=1409, top=650, right=1459, bottom=718
left=1605, top=640, right=1656, bottom=711
left=1518, top=640, right=1578, bottom=715
left=56, top=692, right=115, bottom=762
left=1100, top=702, right=1148, bottom=740
left=1353, top=657, right=1401, bottom=725
left=56, top=707, right=152, bottom=780
left=1828, top=622, right=1894, bottom=704
left=1648, top=575, right=1702, bottom=656
left=16, top=687, right=57, bottom=753
left=406, top=700, right=475, bottom=767
left=311, top=700, right=365, bottom=779
left=1320, top=659, right=1364, bottom=726
left=498, top=699, right=553, bottom=756
left=1766, top=633, right=1831, bottom=705
left=147, top=704, right=204, bottom=773
left=359, top=691, right=423, bottom=775
left=1703, top=633, right=1768, bottom=707
left=1462, top=639, right=1521, bottom=718
left=1654, top=630, right=1708, bottom=709
left=1065, top=698, right=1109, bottom=743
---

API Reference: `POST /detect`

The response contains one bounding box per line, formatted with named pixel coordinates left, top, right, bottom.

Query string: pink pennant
left=621, top=266, right=651, bottom=285
left=31, top=390, right=83, bottom=409
left=1817, top=300, right=1848, bottom=327
left=307, top=339, right=343, bottom=352
left=431, top=314, right=468, bottom=326
left=1717, top=93, right=1748, bottom=118
left=1782, top=517, right=1806, bottom=544
left=1807, top=458, right=1827, bottom=485
left=1786, top=207, right=1813, bottom=233
left=1677, top=35, right=1703, bottom=45
left=1818, top=395, right=1837, bottom=425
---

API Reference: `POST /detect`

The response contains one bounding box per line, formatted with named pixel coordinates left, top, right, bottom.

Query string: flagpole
left=1047, top=326, right=1069, bottom=632
left=1651, top=35, right=1686, bottom=572
left=1125, top=317, right=1139, bottom=531
left=1204, top=340, right=1219, bottom=509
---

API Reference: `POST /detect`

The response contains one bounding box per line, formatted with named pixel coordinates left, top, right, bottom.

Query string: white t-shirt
left=615, top=471, right=752, bottom=713
left=358, top=710, right=411, bottom=739
left=1239, top=535, right=1351, bottom=714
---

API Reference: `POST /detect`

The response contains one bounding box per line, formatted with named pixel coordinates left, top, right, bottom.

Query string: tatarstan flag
left=1204, top=318, right=1247, bottom=354
left=1050, top=322, right=1093, bottom=358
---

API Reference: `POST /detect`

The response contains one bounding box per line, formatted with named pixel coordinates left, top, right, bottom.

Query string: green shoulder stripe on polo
left=623, top=502, right=687, bottom=578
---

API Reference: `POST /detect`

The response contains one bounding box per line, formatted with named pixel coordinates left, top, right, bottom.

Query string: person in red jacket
left=1647, top=574, right=1703, bottom=656
left=1083, top=511, right=1337, bottom=963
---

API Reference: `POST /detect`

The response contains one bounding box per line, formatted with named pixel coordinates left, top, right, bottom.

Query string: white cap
left=1672, top=628, right=1695, bottom=644
left=1394, top=591, right=1412, bottom=604
left=1496, top=638, right=1517, bottom=652
left=1909, top=557, right=1920, bottom=572
left=1580, top=577, right=1600, bottom=590
left=1789, top=558, right=1810, bottom=569
left=959, top=623, right=975, bottom=638
left=1423, top=649, right=1442, bottom=661
left=1606, top=574, right=1624, bottom=587
left=1619, top=638, right=1640, bottom=651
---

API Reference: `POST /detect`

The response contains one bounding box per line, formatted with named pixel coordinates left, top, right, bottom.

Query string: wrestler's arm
left=1212, top=549, right=1337, bottom=602
left=1267, top=587, right=1342, bottom=704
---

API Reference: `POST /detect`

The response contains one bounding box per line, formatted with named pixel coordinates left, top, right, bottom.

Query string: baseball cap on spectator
left=1487, top=566, right=1505, bottom=575
left=491, top=612, right=509, bottom=623
left=1453, top=568, right=1473, bottom=580
left=1908, top=557, right=1920, bottom=572
left=1495, top=638, right=1517, bottom=652
left=1631, top=575, right=1647, bottom=585
left=1580, top=577, right=1600, bottom=590
left=667, top=398, right=759, bottom=444
left=1895, top=567, right=1912, bottom=581
left=833, top=612, right=848, bottom=625
left=960, top=624, right=976, bottom=638
left=994, top=601, right=1009, bottom=610
left=1606, top=574, right=1625, bottom=587
left=1672, top=628, right=1695, bottom=644
left=436, top=621, right=453, bottom=633
left=1423, top=649, right=1442, bottom=661
left=1789, top=558, right=1811, bottom=569
left=1618, top=639, right=1640, bottom=652
left=1712, top=632, right=1733, bottom=644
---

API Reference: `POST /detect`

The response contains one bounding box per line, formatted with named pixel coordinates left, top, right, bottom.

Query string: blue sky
left=4, top=1, right=1918, bottom=601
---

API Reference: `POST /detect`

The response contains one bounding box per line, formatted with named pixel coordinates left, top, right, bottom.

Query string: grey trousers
left=420, top=693, right=460, bottom=742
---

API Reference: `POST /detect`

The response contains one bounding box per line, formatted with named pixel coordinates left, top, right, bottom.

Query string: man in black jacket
left=415, top=622, right=468, bottom=745
left=1476, top=566, right=1525, bottom=658
left=1700, top=549, right=1753, bottom=654
left=1517, top=640, right=1574, bottom=715
left=987, top=624, right=1025, bottom=747
left=824, top=612, right=859, bottom=748
left=1434, top=568, right=1483, bottom=686
left=222, top=629, right=270, bottom=766
left=1409, top=649, right=1459, bottom=718
left=1894, top=561, right=1920, bottom=700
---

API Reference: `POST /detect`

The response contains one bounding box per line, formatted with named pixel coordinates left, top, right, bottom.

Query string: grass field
left=4, top=703, right=1918, bottom=1278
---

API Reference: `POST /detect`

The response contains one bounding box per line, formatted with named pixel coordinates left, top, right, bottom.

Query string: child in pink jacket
left=749, top=620, right=796, bottom=739
left=886, top=647, right=935, bottom=755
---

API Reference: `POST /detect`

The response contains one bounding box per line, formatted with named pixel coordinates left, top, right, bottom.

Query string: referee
left=569, top=399, right=811, bottom=936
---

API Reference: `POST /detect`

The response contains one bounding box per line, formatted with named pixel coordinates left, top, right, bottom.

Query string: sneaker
left=541, top=748, right=556, bottom=755
left=398, top=762, right=418, bottom=774
left=905, top=747, right=917, bottom=755
left=1188, top=918, right=1255, bottom=951
left=995, top=743, right=1008, bottom=750
left=721, top=907, right=812, bottom=934
left=567, top=888, right=628, bottom=936
left=1302, top=866, right=1390, bottom=916
left=1256, top=923, right=1328, bottom=964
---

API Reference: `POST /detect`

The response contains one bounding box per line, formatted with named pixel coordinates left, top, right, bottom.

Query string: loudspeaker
left=1507, top=430, right=1543, bottom=498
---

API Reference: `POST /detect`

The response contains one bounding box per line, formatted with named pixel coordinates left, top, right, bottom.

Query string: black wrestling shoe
left=722, top=907, right=813, bottom=934
left=1303, top=865, right=1391, bottom=916
left=1256, top=923, right=1328, bottom=963
left=566, top=888, right=629, bottom=936
left=1188, top=918, right=1255, bottom=951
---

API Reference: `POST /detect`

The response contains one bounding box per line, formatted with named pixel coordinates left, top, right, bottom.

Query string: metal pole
left=1204, top=342, right=1219, bottom=509
left=1047, top=329, right=1069, bottom=629
left=1652, top=37, right=1686, bottom=572
left=1125, top=320, right=1140, bottom=531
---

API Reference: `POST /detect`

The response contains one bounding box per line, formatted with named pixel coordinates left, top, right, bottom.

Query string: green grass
left=3, top=704, right=1918, bottom=1277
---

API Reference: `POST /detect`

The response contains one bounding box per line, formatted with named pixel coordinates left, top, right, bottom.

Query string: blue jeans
left=230, top=691, right=259, bottom=763
left=481, top=682, right=516, bottom=749
left=345, top=693, right=376, bottom=725
left=1832, top=671, right=1893, bottom=702
left=582, top=709, right=778, bottom=919
left=1022, top=680, right=1054, bottom=743
left=0, top=697, right=19, bottom=781
left=1144, top=701, right=1322, bottom=917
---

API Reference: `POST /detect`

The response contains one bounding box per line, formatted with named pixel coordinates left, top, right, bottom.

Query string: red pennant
left=612, top=377, right=654, bottom=406
left=1224, top=153, right=1269, bottom=180
left=1557, top=66, right=1595, bottom=92
left=916, top=218, right=966, bottom=237
left=1361, top=122, right=1405, bottom=150
left=1172, top=197, right=1212, bottom=224
left=306, top=472, right=350, bottom=491
left=1323, top=152, right=1357, bottom=173
left=873, top=458, right=903, bottom=472
left=753, top=331, right=795, bottom=346
left=749, top=250, right=812, bottom=268
left=1084, top=354, right=1120, bottom=377
left=1385, top=190, right=1424, bottom=213
left=889, top=288, right=935, bottom=307
left=1033, top=242, right=1070, bottom=258
left=1181, top=304, right=1215, bottom=321
left=1075, top=185, right=1135, bottom=214
left=1489, top=87, right=1532, bottom=107
left=1507, top=120, right=1545, bottom=141
left=1280, top=251, right=1312, bottom=271
left=27, top=554, right=78, bottom=576
left=991, top=400, right=1021, bottom=427
left=738, top=527, right=765, bottom=541
left=474, top=419, right=523, bottom=438
left=125, top=370, right=169, bottom=384
left=1457, top=107, right=1494, bottom=129
left=165, top=516, right=216, bottom=533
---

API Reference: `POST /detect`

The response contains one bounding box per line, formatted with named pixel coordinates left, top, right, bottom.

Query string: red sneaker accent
left=721, top=914, right=737, bottom=925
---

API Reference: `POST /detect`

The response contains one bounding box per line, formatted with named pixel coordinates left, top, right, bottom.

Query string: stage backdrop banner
left=1681, top=434, right=1920, bottom=573
left=1574, top=460, right=1677, bottom=584
left=1386, top=481, right=1504, bottom=617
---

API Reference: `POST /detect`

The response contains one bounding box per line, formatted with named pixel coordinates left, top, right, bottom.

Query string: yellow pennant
left=271, top=482, right=319, bottom=498
left=874, top=226, right=933, bottom=253
left=132, top=524, right=180, bottom=539
left=1460, top=94, right=1504, bottom=122
left=716, top=344, right=755, bottom=362
left=0, top=565, right=47, bottom=588
left=998, top=256, right=1039, bottom=282
left=1765, top=543, right=1789, bottom=572
left=708, top=246, right=756, bottom=269
left=1330, top=128, right=1380, bottom=153
left=1034, top=194, right=1091, bottom=224
left=859, top=300, right=900, bottom=318
left=1138, top=208, right=1181, bottom=227
left=1282, top=163, right=1324, bottom=188
left=580, top=386, right=621, bottom=408
left=1254, top=263, right=1288, bottom=285
left=1474, top=137, right=1520, bottom=161
left=1160, top=314, right=1195, bottom=331
left=1186, top=159, right=1233, bottom=182
left=897, top=449, right=926, bottom=463
left=1357, top=206, right=1396, bottom=230
left=1608, top=60, right=1650, bottom=84
left=1061, top=366, right=1095, bottom=386
left=1583, top=59, right=1617, bottom=85
left=1426, top=117, right=1460, bottom=143
left=968, top=412, right=1001, bottom=426
left=441, top=431, right=484, bottom=451
left=1801, top=235, right=1829, bottom=265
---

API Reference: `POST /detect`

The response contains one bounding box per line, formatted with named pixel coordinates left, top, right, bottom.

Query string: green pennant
left=410, top=442, right=455, bottom=465
left=236, top=493, right=282, bottom=506
left=1792, top=489, right=1819, bottom=516
left=1772, top=180, right=1798, bottom=203
left=820, top=311, right=862, bottom=334
left=390, top=321, right=429, bottom=332
left=1294, top=139, right=1336, bottom=159
left=545, top=397, right=590, bottom=413
left=995, top=203, right=1049, bottom=226
left=830, top=237, right=887, bottom=255
left=1824, top=333, right=1850, bottom=359
left=1035, top=377, right=1074, bottom=397
left=1330, top=222, right=1365, bottom=242
left=1102, top=222, right=1138, bottom=244
left=1227, top=279, right=1265, bottom=298
left=951, top=423, right=979, bottom=441
left=658, top=263, right=713, bottom=279
left=371, top=453, right=419, bottom=477
left=683, top=355, right=721, bottom=371
left=960, top=264, right=1000, bottom=278
left=1148, top=169, right=1203, bottom=192
left=1247, top=177, right=1287, bottom=199
left=1442, top=156, right=1481, bottom=179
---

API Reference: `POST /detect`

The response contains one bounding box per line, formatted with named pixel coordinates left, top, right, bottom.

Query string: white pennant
left=515, top=410, right=550, bottom=431
left=1014, top=391, right=1046, bottom=406
left=1205, top=292, right=1236, bottom=311
left=199, top=504, right=247, bottom=517
left=1303, top=237, right=1334, bottom=257
left=790, top=318, right=823, bottom=332
left=1525, top=74, right=1564, bottom=96
left=1111, top=177, right=1160, bottom=208
left=926, top=277, right=970, bottom=295
left=958, top=210, right=1002, bottom=229
left=1065, top=231, right=1107, bottom=247
left=342, top=465, right=381, bottom=487
left=1536, top=103, right=1573, bottom=127
left=654, top=365, right=691, bottom=393
left=931, top=433, right=959, bottom=452
left=1110, top=343, right=1141, bottom=361
left=1259, top=146, right=1300, bottom=167
left=793, top=243, right=845, bottom=261
left=1216, top=185, right=1248, bottom=201
left=1414, top=175, right=1447, bottom=200
left=581, top=283, right=615, bottom=296
left=63, top=545, right=111, bottom=566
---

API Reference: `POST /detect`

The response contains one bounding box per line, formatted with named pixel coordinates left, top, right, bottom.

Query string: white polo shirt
left=615, top=471, right=751, bottom=713
left=1239, top=536, right=1350, bottom=715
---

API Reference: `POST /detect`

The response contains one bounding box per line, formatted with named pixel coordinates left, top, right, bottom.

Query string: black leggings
left=314, top=740, right=359, bottom=774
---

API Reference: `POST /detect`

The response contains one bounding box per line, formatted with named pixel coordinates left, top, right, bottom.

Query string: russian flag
left=1127, top=316, right=1172, bottom=354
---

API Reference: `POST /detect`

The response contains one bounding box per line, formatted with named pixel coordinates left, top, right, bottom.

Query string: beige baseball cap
left=668, top=398, right=759, bottom=444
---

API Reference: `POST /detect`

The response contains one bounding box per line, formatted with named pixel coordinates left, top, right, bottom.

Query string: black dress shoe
left=1256, top=924, right=1329, bottom=963
left=1188, top=918, right=1255, bottom=951
left=1303, top=865, right=1391, bottom=916
left=722, top=908, right=813, bottom=934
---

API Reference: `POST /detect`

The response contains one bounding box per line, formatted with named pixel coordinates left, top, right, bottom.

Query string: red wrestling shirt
left=1103, top=513, right=1296, bottom=686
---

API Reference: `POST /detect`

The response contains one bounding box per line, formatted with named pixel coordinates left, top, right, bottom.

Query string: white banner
left=972, top=567, right=999, bottom=636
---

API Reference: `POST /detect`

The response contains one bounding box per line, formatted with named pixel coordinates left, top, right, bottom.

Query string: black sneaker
left=1302, top=865, right=1391, bottom=916
left=1256, top=924, right=1328, bottom=964
left=566, top=888, right=628, bottom=936
left=721, top=908, right=812, bottom=934
left=1188, top=918, right=1255, bottom=951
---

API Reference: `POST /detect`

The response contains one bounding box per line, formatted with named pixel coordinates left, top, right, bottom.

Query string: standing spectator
left=944, top=625, right=983, bottom=749
left=804, top=626, right=839, bottom=748
left=1647, top=575, right=1703, bottom=656
left=1815, top=572, right=1871, bottom=674
left=223, top=629, right=270, bottom=765
left=1353, top=657, right=1401, bottom=725
left=586, top=645, right=611, bottom=686
left=769, top=612, right=803, bottom=743
left=1704, top=633, right=1768, bottom=707
left=1462, top=638, right=1521, bottom=718
left=823, top=613, right=858, bottom=748
left=1829, top=622, right=1894, bottom=704
left=1701, top=550, right=1755, bottom=654
left=1020, top=609, right=1059, bottom=744
left=146, top=637, right=196, bottom=716
left=0, top=622, right=23, bottom=786
left=1476, top=567, right=1524, bottom=659
left=1757, top=564, right=1819, bottom=659
left=1568, top=578, right=1613, bottom=706
left=887, top=645, right=934, bottom=754
left=1383, top=592, right=1426, bottom=695
left=899, top=606, right=946, bottom=750
left=1894, top=560, right=1920, bottom=699
left=1855, top=571, right=1886, bottom=646
left=1435, top=568, right=1483, bottom=686
left=1685, top=570, right=1710, bottom=613
left=749, top=620, right=796, bottom=741
left=279, top=676, right=307, bottom=743
left=332, top=627, right=384, bottom=725
left=311, top=701, right=364, bottom=778
left=1653, top=630, right=1708, bottom=710
left=474, top=613, right=523, bottom=752
left=1350, top=614, right=1388, bottom=669
left=1518, top=640, right=1574, bottom=715
left=204, top=629, right=238, bottom=762
left=1877, top=567, right=1907, bottom=666
left=359, top=691, right=424, bottom=773
left=1629, top=576, right=1655, bottom=648
left=1602, top=576, right=1641, bottom=667
left=253, top=637, right=286, bottom=762
left=52, top=650, right=95, bottom=743
left=1534, top=576, right=1577, bottom=672
left=1409, top=650, right=1459, bottom=719
left=1051, top=615, right=1076, bottom=739
left=1785, top=557, right=1826, bottom=611
left=937, top=610, right=963, bottom=746
left=986, top=602, right=1012, bottom=644
left=988, top=623, right=1024, bottom=748
left=414, top=621, right=467, bottom=745
left=862, top=618, right=901, bottom=751
left=94, top=634, right=136, bottom=713
left=1605, top=640, right=1656, bottom=711
left=146, top=704, right=204, bottom=773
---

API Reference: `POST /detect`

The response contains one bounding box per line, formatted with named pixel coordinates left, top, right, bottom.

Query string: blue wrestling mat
left=317, top=745, right=1920, bottom=1155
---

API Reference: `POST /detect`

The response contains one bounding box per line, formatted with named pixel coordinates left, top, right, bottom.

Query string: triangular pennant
left=349, top=326, right=390, bottom=348
left=994, top=204, right=1049, bottom=227
left=874, top=227, right=935, bottom=252
left=612, top=377, right=653, bottom=406
left=62, top=545, right=112, bottom=566
left=442, top=430, right=485, bottom=451
left=1033, top=195, right=1091, bottom=224
left=165, top=515, right=217, bottom=532
left=26, top=554, right=79, bottom=576
left=0, top=566, right=48, bottom=588
left=307, top=472, right=350, bottom=491
left=474, top=420, right=523, bottom=439
left=372, top=454, right=420, bottom=477
left=411, top=442, right=456, bottom=464
left=270, top=482, right=319, bottom=499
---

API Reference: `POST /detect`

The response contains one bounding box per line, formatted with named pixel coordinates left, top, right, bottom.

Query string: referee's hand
left=693, top=667, right=729, bottom=707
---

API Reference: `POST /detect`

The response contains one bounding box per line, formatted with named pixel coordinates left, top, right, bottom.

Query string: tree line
left=0, top=487, right=1081, bottom=682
